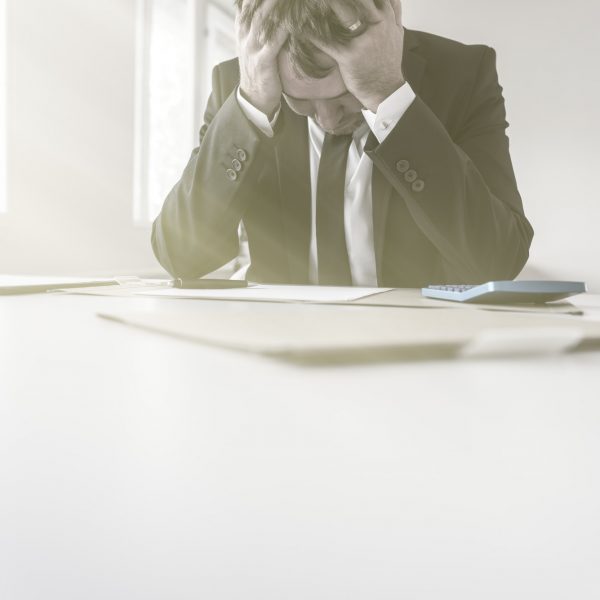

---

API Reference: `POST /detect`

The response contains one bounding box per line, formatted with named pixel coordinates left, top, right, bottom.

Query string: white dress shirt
left=236, top=84, right=416, bottom=286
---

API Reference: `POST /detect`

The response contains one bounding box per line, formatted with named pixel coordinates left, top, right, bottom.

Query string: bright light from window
left=134, top=0, right=197, bottom=225
left=200, top=3, right=238, bottom=117
left=134, top=0, right=237, bottom=226
left=0, top=0, right=7, bottom=213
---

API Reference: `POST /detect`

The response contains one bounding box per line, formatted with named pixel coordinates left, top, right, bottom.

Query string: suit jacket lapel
left=275, top=102, right=311, bottom=283
left=372, top=29, right=427, bottom=283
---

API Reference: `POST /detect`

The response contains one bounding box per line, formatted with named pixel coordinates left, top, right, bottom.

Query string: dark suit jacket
left=152, top=29, right=534, bottom=286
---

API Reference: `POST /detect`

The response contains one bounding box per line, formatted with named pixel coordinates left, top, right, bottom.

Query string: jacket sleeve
left=366, top=47, right=534, bottom=283
left=151, top=63, right=273, bottom=278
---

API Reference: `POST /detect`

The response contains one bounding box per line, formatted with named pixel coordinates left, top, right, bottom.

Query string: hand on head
left=312, top=0, right=406, bottom=113
left=236, top=0, right=289, bottom=118
left=236, top=0, right=405, bottom=122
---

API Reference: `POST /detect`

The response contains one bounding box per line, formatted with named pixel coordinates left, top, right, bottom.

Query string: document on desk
left=98, top=304, right=600, bottom=363
left=61, top=283, right=584, bottom=315
left=352, top=288, right=585, bottom=315
left=133, top=285, right=391, bottom=304
left=0, top=274, right=115, bottom=295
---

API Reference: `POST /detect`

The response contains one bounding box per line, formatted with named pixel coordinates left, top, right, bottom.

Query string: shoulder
left=210, top=57, right=241, bottom=101
left=404, top=30, right=501, bottom=133
left=406, top=28, right=496, bottom=90
left=406, top=28, right=493, bottom=63
left=407, top=29, right=499, bottom=87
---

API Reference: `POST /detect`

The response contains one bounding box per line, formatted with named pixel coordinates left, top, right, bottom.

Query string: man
left=152, top=0, right=534, bottom=287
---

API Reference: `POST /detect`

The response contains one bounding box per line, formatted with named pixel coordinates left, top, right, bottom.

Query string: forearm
left=367, top=94, right=533, bottom=283
left=152, top=91, right=272, bottom=277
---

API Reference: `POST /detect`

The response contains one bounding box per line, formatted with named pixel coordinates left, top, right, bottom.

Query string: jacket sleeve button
left=236, top=148, right=247, bottom=162
left=232, top=158, right=242, bottom=172
left=226, top=169, right=238, bottom=181
left=412, top=179, right=425, bottom=193
left=395, top=160, right=410, bottom=173
left=405, top=169, right=418, bottom=183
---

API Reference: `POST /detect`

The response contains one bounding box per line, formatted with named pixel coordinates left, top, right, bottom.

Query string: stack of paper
left=132, top=284, right=390, bottom=303
left=98, top=304, right=600, bottom=363
left=0, top=275, right=115, bottom=295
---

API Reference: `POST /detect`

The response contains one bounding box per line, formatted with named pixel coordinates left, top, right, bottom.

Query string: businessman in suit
left=152, top=0, right=534, bottom=287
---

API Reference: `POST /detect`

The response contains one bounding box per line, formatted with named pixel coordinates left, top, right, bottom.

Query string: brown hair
left=235, top=0, right=377, bottom=78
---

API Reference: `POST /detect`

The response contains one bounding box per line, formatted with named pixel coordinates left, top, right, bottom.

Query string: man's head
left=235, top=0, right=373, bottom=134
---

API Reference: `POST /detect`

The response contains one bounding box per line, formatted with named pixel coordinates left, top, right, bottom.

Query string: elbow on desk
left=443, top=212, right=534, bottom=285
left=151, top=216, right=238, bottom=279
left=482, top=212, right=535, bottom=282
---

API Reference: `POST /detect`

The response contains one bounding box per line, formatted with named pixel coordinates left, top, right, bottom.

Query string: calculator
left=422, top=281, right=587, bottom=304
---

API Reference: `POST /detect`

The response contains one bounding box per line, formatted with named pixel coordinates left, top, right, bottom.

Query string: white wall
left=0, top=0, right=157, bottom=276
left=403, top=0, right=600, bottom=290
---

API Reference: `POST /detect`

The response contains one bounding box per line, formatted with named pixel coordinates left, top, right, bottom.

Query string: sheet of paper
left=133, top=284, right=391, bottom=303
left=353, top=288, right=585, bottom=315
left=0, top=275, right=113, bottom=288
left=98, top=304, right=600, bottom=362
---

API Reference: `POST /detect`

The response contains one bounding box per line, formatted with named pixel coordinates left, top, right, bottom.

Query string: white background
left=404, top=0, right=600, bottom=289
left=1, top=0, right=599, bottom=288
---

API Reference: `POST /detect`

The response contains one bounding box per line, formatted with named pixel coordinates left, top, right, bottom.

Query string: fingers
left=235, top=0, right=253, bottom=37
left=238, top=0, right=288, bottom=58
left=263, top=21, right=288, bottom=55
left=365, top=0, right=399, bottom=26
left=355, top=0, right=385, bottom=23
left=248, top=0, right=279, bottom=32
left=237, top=0, right=276, bottom=39
left=327, top=0, right=380, bottom=29
left=247, top=0, right=284, bottom=47
left=359, top=0, right=402, bottom=28
left=388, top=0, right=403, bottom=26
left=253, top=0, right=280, bottom=20
left=327, top=0, right=360, bottom=28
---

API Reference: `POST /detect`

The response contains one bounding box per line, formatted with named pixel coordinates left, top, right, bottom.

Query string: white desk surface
left=1, top=292, right=600, bottom=600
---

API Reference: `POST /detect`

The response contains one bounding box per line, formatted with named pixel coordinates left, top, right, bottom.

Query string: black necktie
left=316, top=133, right=353, bottom=286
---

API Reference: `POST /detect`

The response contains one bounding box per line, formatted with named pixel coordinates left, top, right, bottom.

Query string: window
left=199, top=2, right=238, bottom=114
left=134, top=0, right=197, bottom=225
left=0, top=0, right=7, bottom=213
left=134, top=0, right=236, bottom=225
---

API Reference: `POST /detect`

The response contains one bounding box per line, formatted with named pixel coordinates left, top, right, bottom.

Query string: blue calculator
left=422, top=281, right=587, bottom=304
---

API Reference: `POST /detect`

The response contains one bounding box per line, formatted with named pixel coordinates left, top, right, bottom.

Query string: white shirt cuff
left=362, top=82, right=416, bottom=144
left=236, top=87, right=281, bottom=138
